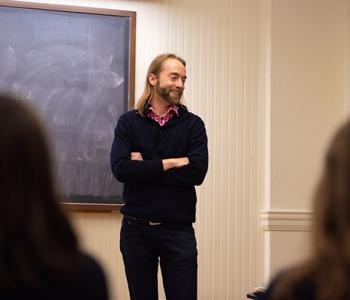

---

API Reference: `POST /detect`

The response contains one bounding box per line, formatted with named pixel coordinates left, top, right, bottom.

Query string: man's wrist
left=162, top=157, right=189, bottom=171
left=162, top=159, right=174, bottom=171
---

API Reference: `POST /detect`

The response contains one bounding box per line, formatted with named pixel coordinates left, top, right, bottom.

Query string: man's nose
left=175, top=79, right=184, bottom=89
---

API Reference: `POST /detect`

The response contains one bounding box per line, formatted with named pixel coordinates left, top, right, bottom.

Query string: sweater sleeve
left=110, top=113, right=164, bottom=183
left=153, top=117, right=208, bottom=186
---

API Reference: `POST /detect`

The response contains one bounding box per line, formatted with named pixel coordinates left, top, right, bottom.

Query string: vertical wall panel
left=16, top=0, right=267, bottom=299
left=265, top=0, right=346, bottom=286
left=270, top=0, right=345, bottom=211
left=346, top=0, right=350, bottom=113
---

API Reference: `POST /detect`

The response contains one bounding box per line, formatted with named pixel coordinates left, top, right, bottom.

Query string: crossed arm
left=131, top=152, right=189, bottom=171
left=110, top=115, right=208, bottom=186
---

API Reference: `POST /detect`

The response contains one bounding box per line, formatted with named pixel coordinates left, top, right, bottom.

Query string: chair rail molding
left=261, top=210, right=314, bottom=231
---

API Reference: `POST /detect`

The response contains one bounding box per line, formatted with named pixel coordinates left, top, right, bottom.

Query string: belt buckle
left=149, top=221, right=161, bottom=226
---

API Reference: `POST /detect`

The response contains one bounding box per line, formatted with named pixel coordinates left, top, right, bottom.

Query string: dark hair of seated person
left=0, top=93, right=102, bottom=296
left=262, top=118, right=350, bottom=300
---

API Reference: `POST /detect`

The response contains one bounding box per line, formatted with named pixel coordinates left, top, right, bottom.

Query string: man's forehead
left=162, top=58, right=186, bottom=70
left=161, top=58, right=186, bottom=74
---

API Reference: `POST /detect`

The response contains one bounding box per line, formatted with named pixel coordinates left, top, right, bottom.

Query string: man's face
left=152, top=58, right=187, bottom=105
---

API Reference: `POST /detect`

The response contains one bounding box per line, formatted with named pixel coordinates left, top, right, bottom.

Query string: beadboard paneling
left=12, top=0, right=268, bottom=299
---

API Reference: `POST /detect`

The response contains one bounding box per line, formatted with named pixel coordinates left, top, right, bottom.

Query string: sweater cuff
left=154, top=158, right=164, bottom=175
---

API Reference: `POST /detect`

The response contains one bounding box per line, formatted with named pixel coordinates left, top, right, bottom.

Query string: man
left=110, top=53, right=208, bottom=300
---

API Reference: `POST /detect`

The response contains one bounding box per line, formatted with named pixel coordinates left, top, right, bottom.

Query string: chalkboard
left=0, top=1, right=136, bottom=211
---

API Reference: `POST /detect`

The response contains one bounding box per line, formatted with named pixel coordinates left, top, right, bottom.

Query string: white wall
left=263, top=0, right=346, bottom=282
left=270, top=0, right=345, bottom=211
left=346, top=0, right=350, bottom=113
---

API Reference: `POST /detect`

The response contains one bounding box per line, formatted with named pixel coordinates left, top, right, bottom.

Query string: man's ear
left=148, top=73, right=157, bottom=87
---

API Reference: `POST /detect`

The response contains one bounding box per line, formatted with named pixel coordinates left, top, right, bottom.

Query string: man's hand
left=131, top=152, right=143, bottom=161
left=162, top=157, right=189, bottom=171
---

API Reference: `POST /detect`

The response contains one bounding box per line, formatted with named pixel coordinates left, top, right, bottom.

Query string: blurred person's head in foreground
left=0, top=92, right=79, bottom=290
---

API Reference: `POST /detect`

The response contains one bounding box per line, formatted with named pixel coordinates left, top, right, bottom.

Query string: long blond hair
left=136, top=53, right=186, bottom=116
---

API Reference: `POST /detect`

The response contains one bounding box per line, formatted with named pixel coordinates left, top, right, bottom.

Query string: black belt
left=123, top=215, right=162, bottom=226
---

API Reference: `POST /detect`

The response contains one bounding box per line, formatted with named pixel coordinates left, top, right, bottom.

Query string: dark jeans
left=120, top=217, right=198, bottom=300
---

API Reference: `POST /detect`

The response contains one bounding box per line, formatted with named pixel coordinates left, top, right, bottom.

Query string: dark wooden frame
left=0, top=0, right=136, bottom=212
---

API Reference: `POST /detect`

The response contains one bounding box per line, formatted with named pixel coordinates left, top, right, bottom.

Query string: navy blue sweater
left=110, top=106, right=208, bottom=223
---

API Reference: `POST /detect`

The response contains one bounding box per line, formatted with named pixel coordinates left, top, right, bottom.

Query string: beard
left=156, top=82, right=183, bottom=105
